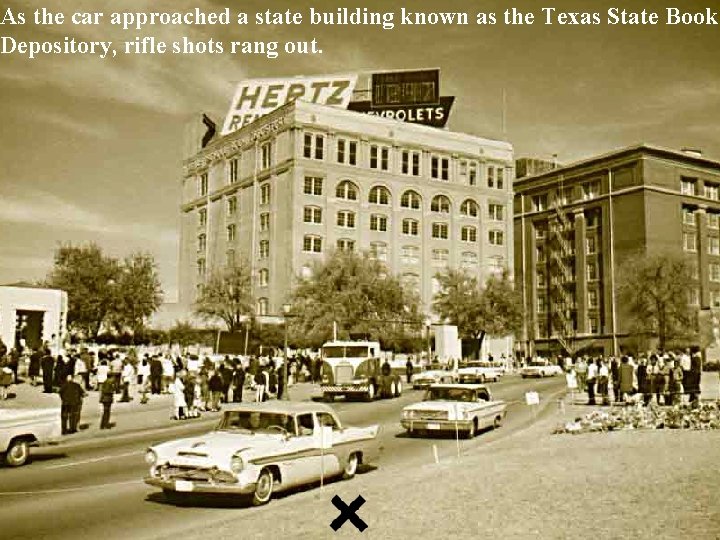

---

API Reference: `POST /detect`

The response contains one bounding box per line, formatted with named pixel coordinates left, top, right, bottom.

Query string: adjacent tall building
left=179, top=99, right=514, bottom=319
left=514, top=144, right=720, bottom=357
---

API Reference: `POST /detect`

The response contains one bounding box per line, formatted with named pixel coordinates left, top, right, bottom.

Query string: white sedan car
left=144, top=402, right=379, bottom=506
left=401, top=384, right=507, bottom=438
left=520, top=362, right=564, bottom=378
left=411, top=369, right=456, bottom=389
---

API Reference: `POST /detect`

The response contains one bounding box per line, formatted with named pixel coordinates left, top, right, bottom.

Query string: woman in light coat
left=171, top=372, right=187, bottom=420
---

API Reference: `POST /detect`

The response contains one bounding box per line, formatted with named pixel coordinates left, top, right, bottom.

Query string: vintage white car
left=0, top=408, right=62, bottom=467
left=144, top=402, right=379, bottom=506
left=457, top=361, right=502, bottom=384
left=401, top=384, right=507, bottom=439
left=520, top=361, right=564, bottom=378
left=411, top=368, right=456, bottom=389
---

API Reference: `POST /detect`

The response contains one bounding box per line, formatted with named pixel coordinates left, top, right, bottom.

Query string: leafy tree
left=617, top=252, right=696, bottom=350
left=289, top=250, right=422, bottom=348
left=108, top=253, right=163, bottom=338
left=47, top=243, right=119, bottom=339
left=433, top=268, right=523, bottom=355
left=194, top=260, right=254, bottom=332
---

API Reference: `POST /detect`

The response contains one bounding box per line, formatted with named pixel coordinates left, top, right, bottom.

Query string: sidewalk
left=0, top=381, right=320, bottom=444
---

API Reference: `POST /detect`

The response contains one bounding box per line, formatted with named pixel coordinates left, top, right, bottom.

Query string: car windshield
left=424, top=388, right=477, bottom=402
left=217, top=411, right=295, bottom=434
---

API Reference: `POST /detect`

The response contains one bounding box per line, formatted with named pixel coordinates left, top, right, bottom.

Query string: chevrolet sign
left=221, top=74, right=358, bottom=135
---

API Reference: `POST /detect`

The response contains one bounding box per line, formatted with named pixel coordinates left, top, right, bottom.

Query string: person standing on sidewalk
left=41, top=347, right=55, bottom=393
left=586, top=358, right=598, bottom=405
left=254, top=368, right=265, bottom=402
left=171, top=371, right=187, bottom=420
left=232, top=362, right=245, bottom=403
left=208, top=369, right=224, bottom=412
left=406, top=358, right=414, bottom=384
left=138, top=357, right=151, bottom=404
left=59, top=374, right=85, bottom=434
left=99, top=377, right=115, bottom=429
left=120, top=360, right=135, bottom=402
left=110, top=354, right=123, bottom=394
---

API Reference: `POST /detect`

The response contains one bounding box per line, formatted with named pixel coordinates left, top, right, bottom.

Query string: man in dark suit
left=41, top=349, right=55, bottom=393
left=99, top=378, right=115, bottom=429
left=232, top=362, right=245, bottom=403
left=150, top=356, right=163, bottom=394
left=59, top=375, right=85, bottom=434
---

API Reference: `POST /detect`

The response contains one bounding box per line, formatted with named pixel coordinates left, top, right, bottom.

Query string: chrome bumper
left=144, top=476, right=256, bottom=495
left=401, top=419, right=472, bottom=431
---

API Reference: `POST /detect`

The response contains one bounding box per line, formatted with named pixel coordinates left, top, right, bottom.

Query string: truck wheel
left=4, top=439, right=30, bottom=467
left=389, top=380, right=397, bottom=398
left=365, top=384, right=376, bottom=401
left=395, top=380, right=402, bottom=397
left=322, top=393, right=334, bottom=402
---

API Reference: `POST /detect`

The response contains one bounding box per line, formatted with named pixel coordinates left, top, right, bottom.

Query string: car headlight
left=402, top=410, right=413, bottom=419
left=230, top=453, right=244, bottom=474
left=145, top=449, right=157, bottom=466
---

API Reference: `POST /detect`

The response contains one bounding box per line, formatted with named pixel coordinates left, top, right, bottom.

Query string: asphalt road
left=0, top=375, right=565, bottom=540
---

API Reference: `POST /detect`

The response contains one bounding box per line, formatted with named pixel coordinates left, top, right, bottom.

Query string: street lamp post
left=282, top=303, right=291, bottom=400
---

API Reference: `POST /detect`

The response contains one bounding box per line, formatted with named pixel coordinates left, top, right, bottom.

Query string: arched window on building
left=369, top=185, right=391, bottom=205
left=431, top=194, right=451, bottom=213
left=400, top=190, right=422, bottom=209
left=335, top=180, right=359, bottom=201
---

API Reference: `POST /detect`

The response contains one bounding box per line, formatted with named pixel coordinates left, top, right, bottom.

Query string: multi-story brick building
left=514, top=144, right=720, bottom=357
left=179, top=99, right=514, bottom=319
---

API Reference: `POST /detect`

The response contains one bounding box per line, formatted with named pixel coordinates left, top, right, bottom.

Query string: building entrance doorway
left=15, top=310, right=44, bottom=351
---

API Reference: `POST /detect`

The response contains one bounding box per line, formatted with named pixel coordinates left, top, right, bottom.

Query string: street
left=0, top=375, right=565, bottom=539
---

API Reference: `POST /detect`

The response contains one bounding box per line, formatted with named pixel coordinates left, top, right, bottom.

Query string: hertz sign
left=348, top=68, right=454, bottom=128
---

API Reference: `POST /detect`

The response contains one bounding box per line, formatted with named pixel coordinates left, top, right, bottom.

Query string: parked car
left=520, top=360, right=564, bottom=378
left=401, top=384, right=507, bottom=439
left=0, top=408, right=62, bottom=466
left=144, top=402, right=379, bottom=506
left=457, top=361, right=502, bottom=384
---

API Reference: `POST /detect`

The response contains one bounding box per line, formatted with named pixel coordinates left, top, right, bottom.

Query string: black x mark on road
left=330, top=494, right=368, bottom=532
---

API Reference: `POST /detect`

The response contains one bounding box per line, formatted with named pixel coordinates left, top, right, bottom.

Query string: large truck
left=319, top=340, right=403, bottom=401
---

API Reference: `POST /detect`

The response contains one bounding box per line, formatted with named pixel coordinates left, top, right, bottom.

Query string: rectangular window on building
left=259, top=240, right=269, bottom=259
left=537, top=294, right=547, bottom=313
left=535, top=225, right=546, bottom=240
left=401, top=245, right=420, bottom=264
left=259, top=268, right=269, bottom=287
left=227, top=196, right=237, bottom=217
left=370, top=242, right=388, bottom=261
left=198, top=173, right=208, bottom=197
left=198, top=234, right=206, bottom=253
left=336, top=239, right=355, bottom=252
left=586, top=236, right=596, bottom=254
left=303, top=133, right=325, bottom=160
left=197, top=258, right=206, bottom=278
left=588, top=290, right=599, bottom=309
left=337, top=210, right=356, bottom=229
left=228, top=158, right=239, bottom=184
left=532, top=194, right=547, bottom=212
left=226, top=224, right=236, bottom=243
left=430, top=156, right=449, bottom=180
left=431, top=248, right=449, bottom=266
left=487, top=167, right=495, bottom=188
left=536, top=245, right=545, bottom=262
left=402, top=218, right=419, bottom=236
left=704, top=183, right=718, bottom=200
left=681, top=177, right=697, bottom=196
left=261, top=142, right=272, bottom=169
left=370, top=144, right=390, bottom=171
left=682, top=207, right=697, bottom=226
left=303, top=176, right=323, bottom=196
left=199, top=208, right=207, bottom=228
left=461, top=226, right=477, bottom=242
left=337, top=139, right=357, bottom=165
left=303, top=206, right=322, bottom=224
left=489, top=204, right=504, bottom=221
left=431, top=222, right=449, bottom=239
left=711, top=263, right=720, bottom=282
left=537, top=269, right=546, bottom=288
left=260, top=183, right=271, bottom=205
left=582, top=181, right=600, bottom=200
left=585, top=211, right=599, bottom=228
left=689, top=288, right=700, bottom=306
left=496, top=168, right=504, bottom=190
left=303, top=235, right=322, bottom=253
left=587, top=262, right=598, bottom=281
left=709, top=213, right=720, bottom=229
left=370, top=214, right=388, bottom=232
left=709, top=236, right=720, bottom=255
left=684, top=231, right=697, bottom=252
left=712, top=291, right=720, bottom=308
left=488, top=230, right=504, bottom=246
left=401, top=150, right=421, bottom=176
left=260, top=212, right=270, bottom=231
left=589, top=317, right=599, bottom=334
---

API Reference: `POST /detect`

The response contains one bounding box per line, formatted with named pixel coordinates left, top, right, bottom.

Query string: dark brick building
left=514, top=145, right=720, bottom=357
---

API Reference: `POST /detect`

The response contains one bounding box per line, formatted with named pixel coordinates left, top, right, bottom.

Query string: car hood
left=404, top=401, right=474, bottom=413
left=151, top=431, right=288, bottom=467
left=413, top=370, right=446, bottom=379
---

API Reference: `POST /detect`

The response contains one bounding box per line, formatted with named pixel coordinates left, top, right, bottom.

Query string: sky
left=1, top=0, right=719, bottom=303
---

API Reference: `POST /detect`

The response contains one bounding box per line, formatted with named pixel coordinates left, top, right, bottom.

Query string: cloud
left=2, top=0, right=242, bottom=115
left=41, top=110, right=117, bottom=139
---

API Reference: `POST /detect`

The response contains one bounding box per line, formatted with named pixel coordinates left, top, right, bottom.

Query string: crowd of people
left=563, top=350, right=704, bottom=407
left=0, top=337, right=330, bottom=435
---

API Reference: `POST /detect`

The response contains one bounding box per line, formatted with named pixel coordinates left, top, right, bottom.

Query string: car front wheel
left=4, top=439, right=30, bottom=467
left=252, top=468, right=274, bottom=506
